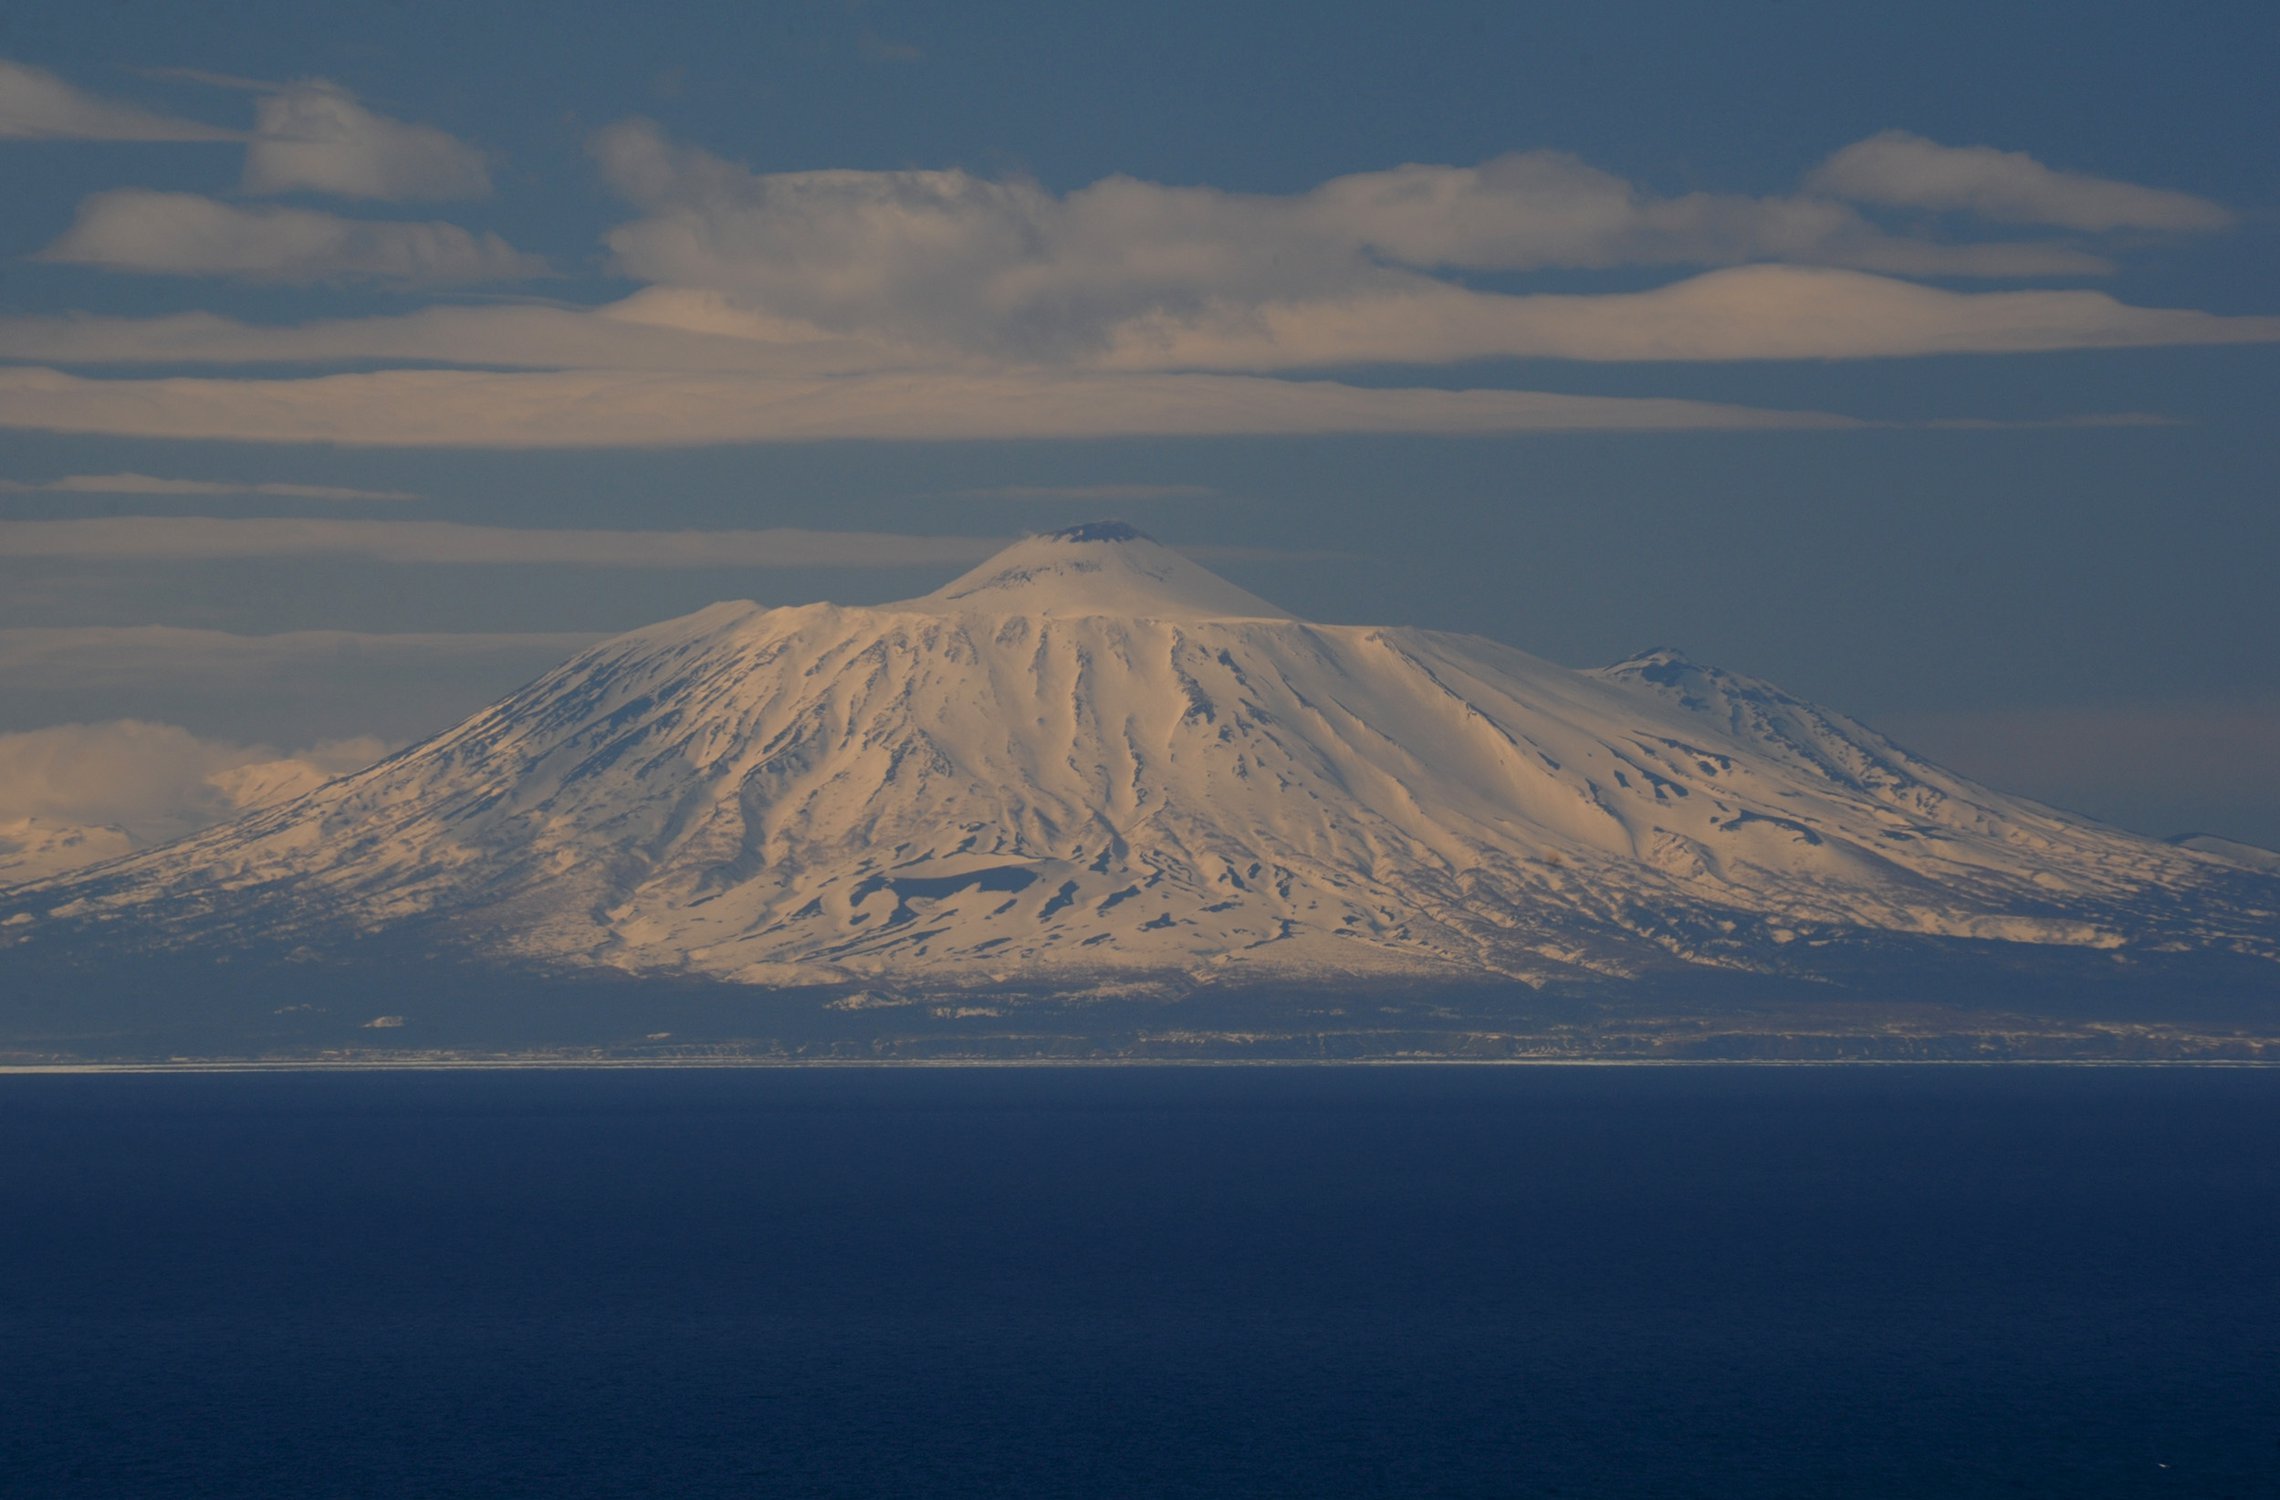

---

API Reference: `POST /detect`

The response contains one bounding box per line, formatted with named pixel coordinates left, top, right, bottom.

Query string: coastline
left=9, top=1053, right=2280, bottom=1074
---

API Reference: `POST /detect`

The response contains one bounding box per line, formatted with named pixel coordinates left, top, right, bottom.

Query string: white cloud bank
left=0, top=516, right=1010, bottom=566
left=3, top=265, right=2271, bottom=380
left=0, top=625, right=609, bottom=746
left=0, top=625, right=603, bottom=686
left=1, top=106, right=2264, bottom=445
left=1096, top=265, right=2280, bottom=368
left=1808, top=131, right=2233, bottom=232
left=592, top=121, right=2137, bottom=364
left=243, top=80, right=491, bottom=201
left=0, top=366, right=1863, bottom=446
left=0, top=472, right=420, bottom=502
left=38, top=190, right=547, bottom=285
left=1886, top=695, right=2280, bottom=843
left=0, top=624, right=600, bottom=676
left=0, top=719, right=385, bottom=883
left=0, top=57, right=233, bottom=141
left=0, top=293, right=897, bottom=374
left=950, top=483, right=1218, bottom=503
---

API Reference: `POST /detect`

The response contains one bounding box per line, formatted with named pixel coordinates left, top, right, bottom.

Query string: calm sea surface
left=3, top=1065, right=2275, bottom=1498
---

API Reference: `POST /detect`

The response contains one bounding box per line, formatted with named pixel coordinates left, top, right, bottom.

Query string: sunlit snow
left=5, top=525, right=2272, bottom=988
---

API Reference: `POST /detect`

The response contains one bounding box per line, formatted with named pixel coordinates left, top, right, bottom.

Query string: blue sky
left=0, top=0, right=2275, bottom=847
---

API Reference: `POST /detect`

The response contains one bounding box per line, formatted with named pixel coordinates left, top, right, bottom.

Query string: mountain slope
left=5, top=525, right=2274, bottom=993
left=2169, top=833, right=2280, bottom=876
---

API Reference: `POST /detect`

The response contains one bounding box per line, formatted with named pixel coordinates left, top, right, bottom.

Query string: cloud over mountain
left=0, top=719, right=385, bottom=883
left=592, top=120, right=2142, bottom=363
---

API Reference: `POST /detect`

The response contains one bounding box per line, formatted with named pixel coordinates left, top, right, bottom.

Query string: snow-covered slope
left=6, top=525, right=2274, bottom=990
left=0, top=817, right=137, bottom=887
left=2169, top=833, right=2280, bottom=876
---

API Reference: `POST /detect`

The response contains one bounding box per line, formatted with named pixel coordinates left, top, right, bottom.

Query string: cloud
left=1886, top=696, right=2280, bottom=843
left=0, top=625, right=603, bottom=684
left=130, top=66, right=289, bottom=92
left=0, top=57, right=235, bottom=141
left=243, top=79, right=489, bottom=200
left=14, top=281, right=2269, bottom=382
left=0, top=365, right=1860, bottom=446
left=948, top=483, right=1217, bottom=503
left=1295, top=153, right=2112, bottom=277
left=37, top=190, right=548, bottom=285
left=0, top=625, right=602, bottom=680
left=591, top=122, right=2118, bottom=362
left=0, top=472, right=420, bottom=502
left=0, top=626, right=609, bottom=745
left=1809, top=131, right=2233, bottom=232
left=4, top=265, right=2272, bottom=381
left=0, top=293, right=893, bottom=373
left=1095, top=265, right=2280, bottom=368
left=0, top=118, right=2259, bottom=446
left=0, top=516, right=1011, bottom=566
left=1894, top=698, right=2280, bottom=795
left=0, top=719, right=384, bottom=881
left=856, top=30, right=924, bottom=64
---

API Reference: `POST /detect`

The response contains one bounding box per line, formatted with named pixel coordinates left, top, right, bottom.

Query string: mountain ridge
left=6, top=524, right=2273, bottom=1012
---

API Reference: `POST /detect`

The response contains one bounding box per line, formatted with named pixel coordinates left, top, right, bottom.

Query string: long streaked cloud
left=0, top=624, right=604, bottom=683
left=0, top=57, right=234, bottom=142
left=1895, top=697, right=2280, bottom=790
left=948, top=483, right=1218, bottom=503
left=0, top=519, right=1323, bottom=590
left=0, top=471, right=420, bottom=501
left=1808, top=131, right=2233, bottom=232
left=242, top=80, right=490, bottom=200
left=38, top=190, right=548, bottom=285
left=3, top=265, right=2273, bottom=381
left=1886, top=695, right=2280, bottom=837
left=0, top=291, right=900, bottom=373
left=0, top=366, right=1862, bottom=447
left=0, top=626, right=608, bottom=745
left=1095, top=265, right=2280, bottom=368
left=0, top=516, right=1011, bottom=566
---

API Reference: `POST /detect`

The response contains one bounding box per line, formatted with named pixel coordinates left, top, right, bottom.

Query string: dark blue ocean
left=4, top=1066, right=2275, bottom=1498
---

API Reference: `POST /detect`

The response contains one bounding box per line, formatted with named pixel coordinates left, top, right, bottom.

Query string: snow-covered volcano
left=6, top=523, right=2274, bottom=991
